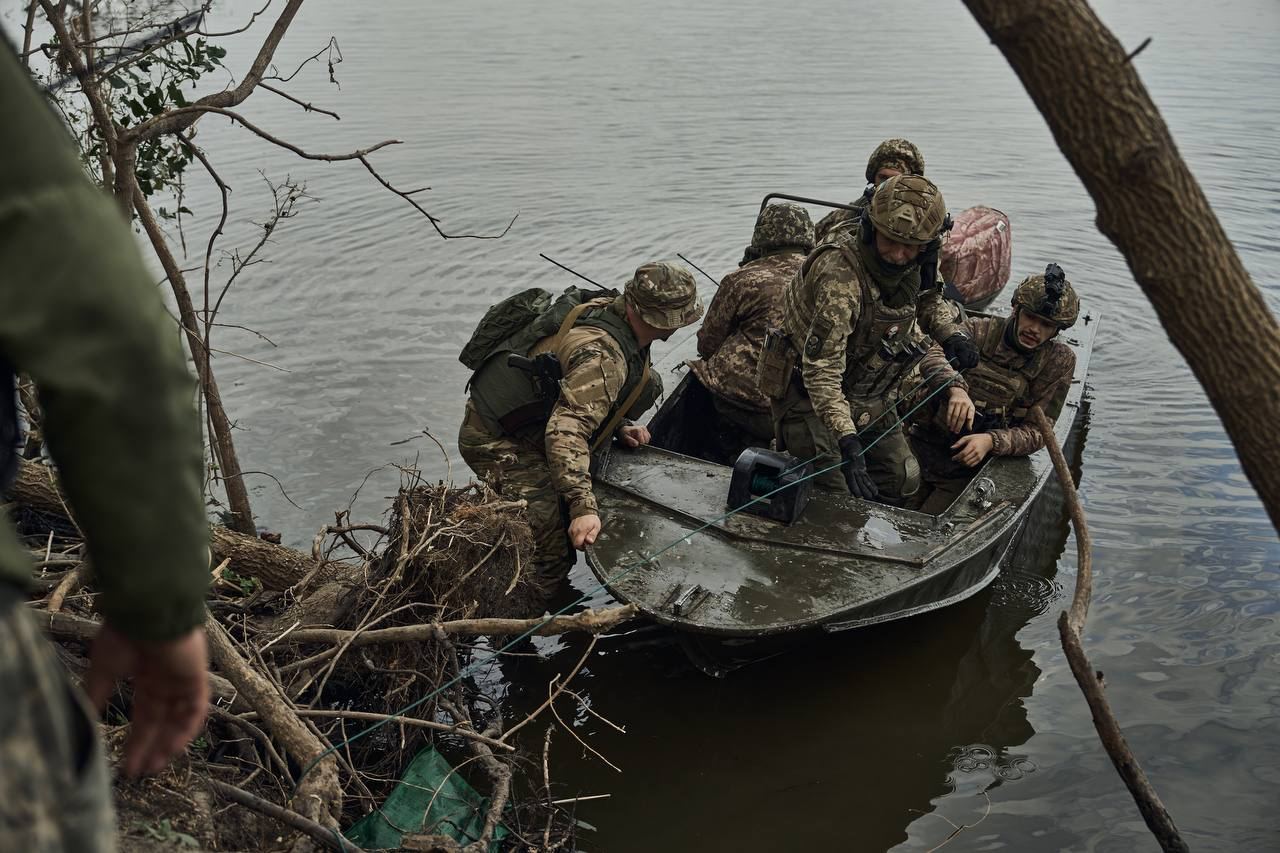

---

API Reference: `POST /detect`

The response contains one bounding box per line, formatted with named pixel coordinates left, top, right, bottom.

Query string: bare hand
left=951, top=432, right=994, bottom=468
left=568, top=514, right=602, bottom=549
left=618, top=424, right=651, bottom=448
left=945, top=387, right=976, bottom=434
left=85, top=624, right=210, bottom=777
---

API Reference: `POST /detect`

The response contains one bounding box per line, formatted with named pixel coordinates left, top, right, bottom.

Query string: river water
left=14, top=0, right=1280, bottom=848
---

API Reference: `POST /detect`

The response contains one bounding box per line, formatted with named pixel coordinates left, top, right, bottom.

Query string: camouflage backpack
left=458, top=288, right=554, bottom=371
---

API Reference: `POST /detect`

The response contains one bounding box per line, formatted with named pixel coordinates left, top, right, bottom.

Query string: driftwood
left=208, top=779, right=363, bottom=853
left=204, top=615, right=344, bottom=835
left=1030, top=406, right=1189, bottom=852
left=280, top=605, right=638, bottom=647
left=10, top=458, right=335, bottom=590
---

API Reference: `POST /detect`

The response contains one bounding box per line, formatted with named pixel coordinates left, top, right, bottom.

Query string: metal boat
left=585, top=311, right=1097, bottom=652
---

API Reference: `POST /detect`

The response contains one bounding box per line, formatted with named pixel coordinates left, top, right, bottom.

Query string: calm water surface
left=17, top=0, right=1280, bottom=848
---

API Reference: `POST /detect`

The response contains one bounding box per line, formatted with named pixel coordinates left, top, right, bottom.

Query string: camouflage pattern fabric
left=1012, top=265, right=1080, bottom=329
left=751, top=202, right=815, bottom=254
left=689, top=251, right=804, bottom=412
left=0, top=593, right=115, bottom=853
left=458, top=401, right=574, bottom=591
left=815, top=138, right=926, bottom=245
left=864, top=138, right=925, bottom=183
left=917, top=316, right=1077, bottom=456
left=459, top=305, right=663, bottom=590
left=771, top=385, right=920, bottom=500
left=624, top=261, right=703, bottom=330
left=813, top=194, right=868, bottom=246
left=780, top=231, right=962, bottom=439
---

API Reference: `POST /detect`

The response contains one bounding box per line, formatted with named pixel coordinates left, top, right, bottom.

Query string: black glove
left=837, top=433, right=879, bottom=500
left=943, top=332, right=980, bottom=371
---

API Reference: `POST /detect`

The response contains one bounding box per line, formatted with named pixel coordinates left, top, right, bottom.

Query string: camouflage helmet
left=625, top=261, right=703, bottom=330
left=866, top=174, right=947, bottom=246
left=752, top=202, right=815, bottom=253
left=1012, top=263, right=1080, bottom=329
left=865, top=138, right=925, bottom=183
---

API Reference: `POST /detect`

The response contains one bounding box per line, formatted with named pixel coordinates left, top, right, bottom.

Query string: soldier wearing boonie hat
left=458, top=259, right=701, bottom=601
left=625, top=261, right=704, bottom=331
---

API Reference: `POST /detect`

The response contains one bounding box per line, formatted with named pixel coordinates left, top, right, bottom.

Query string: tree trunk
left=9, top=458, right=327, bottom=591
left=205, top=615, right=343, bottom=834
left=960, top=0, right=1280, bottom=532
left=129, top=179, right=258, bottom=535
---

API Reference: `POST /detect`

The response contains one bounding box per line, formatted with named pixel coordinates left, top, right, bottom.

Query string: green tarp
left=344, top=747, right=508, bottom=851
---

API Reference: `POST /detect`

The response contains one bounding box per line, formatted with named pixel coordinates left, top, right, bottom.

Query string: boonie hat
left=624, top=261, right=703, bottom=330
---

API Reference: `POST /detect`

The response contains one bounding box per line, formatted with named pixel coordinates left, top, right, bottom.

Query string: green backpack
left=458, top=287, right=554, bottom=371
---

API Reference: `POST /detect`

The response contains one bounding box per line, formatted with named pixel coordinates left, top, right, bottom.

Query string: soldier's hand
left=569, top=513, right=602, bottom=549
left=951, top=433, right=994, bottom=468
left=943, top=332, right=980, bottom=371
left=945, top=387, right=976, bottom=433
left=618, top=424, right=651, bottom=448
left=837, top=433, right=879, bottom=500
left=85, top=624, right=210, bottom=777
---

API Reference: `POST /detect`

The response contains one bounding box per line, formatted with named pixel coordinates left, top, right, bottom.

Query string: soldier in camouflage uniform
left=687, top=202, right=814, bottom=447
left=757, top=174, right=962, bottom=504
left=2, top=42, right=210, bottom=851
left=814, top=138, right=926, bottom=244
left=813, top=139, right=978, bottom=372
left=459, top=262, right=702, bottom=597
left=908, top=264, right=1080, bottom=513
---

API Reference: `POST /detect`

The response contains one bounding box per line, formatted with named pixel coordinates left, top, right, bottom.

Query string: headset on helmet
left=1011, top=262, right=1080, bottom=329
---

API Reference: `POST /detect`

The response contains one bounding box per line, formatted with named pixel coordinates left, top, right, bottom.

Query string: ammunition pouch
left=756, top=328, right=797, bottom=400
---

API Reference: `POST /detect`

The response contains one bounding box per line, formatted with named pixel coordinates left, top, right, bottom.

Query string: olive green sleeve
left=0, top=43, right=208, bottom=641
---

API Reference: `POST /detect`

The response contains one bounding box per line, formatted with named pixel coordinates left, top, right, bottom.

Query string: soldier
left=687, top=202, right=814, bottom=449
left=908, top=264, right=1080, bottom=514
left=459, top=261, right=703, bottom=598
left=757, top=174, right=962, bottom=505
left=1, top=42, right=210, bottom=851
left=814, top=138, right=926, bottom=244
left=815, top=139, right=977, bottom=371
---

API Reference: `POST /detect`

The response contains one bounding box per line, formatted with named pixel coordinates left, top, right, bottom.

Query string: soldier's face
left=873, top=166, right=903, bottom=185
left=1016, top=309, right=1058, bottom=349
left=874, top=230, right=923, bottom=267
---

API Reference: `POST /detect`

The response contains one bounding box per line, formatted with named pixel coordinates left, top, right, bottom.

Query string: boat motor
left=727, top=447, right=813, bottom=525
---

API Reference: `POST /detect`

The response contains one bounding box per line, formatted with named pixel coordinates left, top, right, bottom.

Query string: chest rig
left=813, top=243, right=929, bottom=404
left=963, top=318, right=1050, bottom=426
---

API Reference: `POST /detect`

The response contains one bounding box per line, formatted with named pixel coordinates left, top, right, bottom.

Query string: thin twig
left=501, top=636, right=598, bottom=744
left=258, top=81, right=341, bottom=119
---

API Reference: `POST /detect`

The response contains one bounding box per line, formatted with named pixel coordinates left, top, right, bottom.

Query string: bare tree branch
left=1030, top=406, right=1189, bottom=853
left=120, top=0, right=305, bottom=144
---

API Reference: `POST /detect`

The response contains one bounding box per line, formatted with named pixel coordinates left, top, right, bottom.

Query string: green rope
left=294, top=367, right=962, bottom=789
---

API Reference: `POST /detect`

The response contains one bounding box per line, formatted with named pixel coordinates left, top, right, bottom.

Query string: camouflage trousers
left=458, top=401, right=574, bottom=595
left=0, top=584, right=115, bottom=853
left=771, top=386, right=921, bottom=503
left=908, top=426, right=978, bottom=514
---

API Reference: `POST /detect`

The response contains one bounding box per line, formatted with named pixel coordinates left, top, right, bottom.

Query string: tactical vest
left=962, top=318, right=1051, bottom=426
left=798, top=242, right=926, bottom=405
left=468, top=295, right=649, bottom=448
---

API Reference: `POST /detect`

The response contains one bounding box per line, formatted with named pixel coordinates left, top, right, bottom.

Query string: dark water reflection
left=9, top=0, right=1279, bottom=847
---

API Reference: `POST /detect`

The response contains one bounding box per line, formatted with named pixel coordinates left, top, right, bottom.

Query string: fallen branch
left=10, top=457, right=339, bottom=591
left=1030, top=406, right=1189, bottom=853
left=282, top=605, right=637, bottom=647
left=235, top=707, right=514, bottom=753
left=205, top=613, right=344, bottom=835
left=208, top=779, right=363, bottom=853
